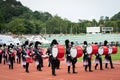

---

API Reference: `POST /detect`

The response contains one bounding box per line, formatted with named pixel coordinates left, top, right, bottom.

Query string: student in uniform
left=83, top=41, right=93, bottom=72
left=21, top=44, right=26, bottom=68
left=22, top=40, right=32, bottom=73
left=71, top=41, right=77, bottom=73
left=16, top=43, right=22, bottom=64
left=46, top=39, right=58, bottom=76
left=94, top=43, right=103, bottom=70
left=104, top=40, right=114, bottom=69
left=34, top=41, right=43, bottom=71
left=9, top=43, right=15, bottom=63
left=2, top=44, right=8, bottom=64
left=65, top=40, right=77, bottom=74
left=8, top=45, right=15, bottom=69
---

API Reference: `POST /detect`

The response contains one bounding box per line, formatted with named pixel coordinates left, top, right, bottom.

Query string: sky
left=17, top=0, right=120, bottom=22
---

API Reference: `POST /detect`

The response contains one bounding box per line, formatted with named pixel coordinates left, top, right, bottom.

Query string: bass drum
left=98, top=46, right=108, bottom=55
left=86, top=44, right=98, bottom=55
left=108, top=46, right=112, bottom=54
left=70, top=46, right=83, bottom=58
left=52, top=44, right=65, bottom=58
left=109, top=46, right=118, bottom=54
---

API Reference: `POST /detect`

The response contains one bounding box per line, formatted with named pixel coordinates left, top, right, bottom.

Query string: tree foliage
left=0, top=0, right=120, bottom=34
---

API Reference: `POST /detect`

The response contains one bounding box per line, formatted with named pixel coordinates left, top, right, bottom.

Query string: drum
left=70, top=46, right=83, bottom=58
left=108, top=46, right=112, bottom=54
left=109, top=46, right=118, bottom=54
left=52, top=44, right=65, bottom=58
left=25, top=57, right=33, bottom=63
left=98, top=46, right=108, bottom=55
left=26, top=49, right=31, bottom=56
left=86, top=44, right=98, bottom=55
left=0, top=50, right=2, bottom=54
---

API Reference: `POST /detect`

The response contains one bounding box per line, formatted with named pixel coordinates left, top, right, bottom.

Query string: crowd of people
left=0, top=39, right=116, bottom=76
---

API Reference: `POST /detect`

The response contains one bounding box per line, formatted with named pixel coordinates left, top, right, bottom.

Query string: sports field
left=0, top=59, right=120, bottom=80
left=0, top=34, right=120, bottom=80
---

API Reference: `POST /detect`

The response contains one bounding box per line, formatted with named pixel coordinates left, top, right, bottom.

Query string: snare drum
left=25, top=57, right=33, bottom=63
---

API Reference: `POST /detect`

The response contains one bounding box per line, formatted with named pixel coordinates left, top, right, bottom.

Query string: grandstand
left=44, top=34, right=120, bottom=45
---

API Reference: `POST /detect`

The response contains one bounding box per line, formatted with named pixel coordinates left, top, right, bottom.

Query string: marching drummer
left=34, top=41, right=43, bottom=71
left=8, top=44, right=15, bottom=69
left=83, top=41, right=93, bottom=72
left=104, top=40, right=114, bottom=69
left=46, top=39, right=58, bottom=76
left=2, top=44, right=8, bottom=64
left=94, top=42, right=103, bottom=70
left=71, top=41, right=77, bottom=73
left=65, top=40, right=77, bottom=74
left=16, top=43, right=22, bottom=64
left=22, top=40, right=32, bottom=73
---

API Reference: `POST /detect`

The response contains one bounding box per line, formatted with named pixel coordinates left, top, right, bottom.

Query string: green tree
left=7, top=18, right=26, bottom=34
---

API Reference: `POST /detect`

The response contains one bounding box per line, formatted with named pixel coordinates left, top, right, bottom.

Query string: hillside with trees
left=0, top=0, right=120, bottom=34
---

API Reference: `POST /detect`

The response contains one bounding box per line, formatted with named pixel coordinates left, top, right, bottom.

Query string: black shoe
left=89, top=70, right=93, bottom=72
left=85, top=69, right=87, bottom=72
left=100, top=69, right=103, bottom=70
left=26, top=71, right=29, bottom=73
left=56, top=67, right=60, bottom=69
left=111, top=67, right=114, bottom=69
left=39, top=69, right=42, bottom=71
left=9, top=65, right=11, bottom=69
left=68, top=72, right=70, bottom=74
left=95, top=67, right=97, bottom=70
left=105, top=67, right=108, bottom=69
left=23, top=65, right=26, bottom=68
left=73, top=72, right=77, bottom=74
left=52, top=74, right=56, bottom=76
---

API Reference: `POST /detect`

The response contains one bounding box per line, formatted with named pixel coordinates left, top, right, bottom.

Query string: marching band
left=0, top=39, right=118, bottom=76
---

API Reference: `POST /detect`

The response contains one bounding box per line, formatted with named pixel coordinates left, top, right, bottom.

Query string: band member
left=83, top=41, right=93, bottom=72
left=46, top=39, right=58, bottom=76
left=0, top=44, right=3, bottom=64
left=21, top=44, right=26, bottom=68
left=9, top=43, right=16, bottom=63
left=94, top=43, right=103, bottom=70
left=22, top=40, right=32, bottom=73
left=71, top=41, right=77, bottom=73
left=34, top=41, right=43, bottom=71
left=104, top=40, right=114, bottom=69
left=2, top=44, right=8, bottom=64
left=65, top=39, right=77, bottom=74
left=8, top=45, right=15, bottom=69
left=16, top=43, right=22, bottom=64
